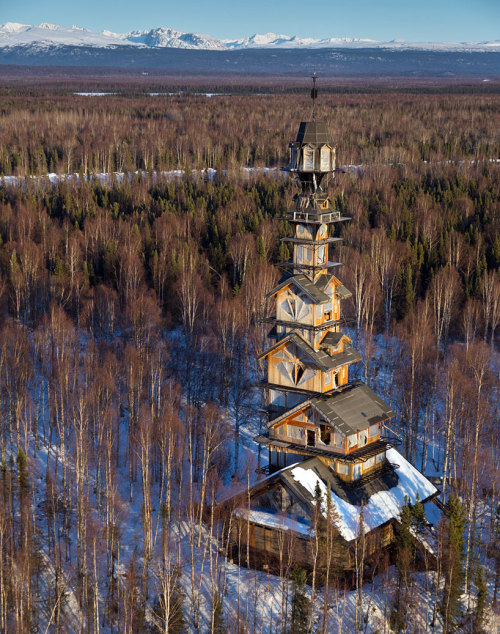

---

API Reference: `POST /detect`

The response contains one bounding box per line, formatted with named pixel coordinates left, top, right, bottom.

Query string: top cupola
left=284, top=76, right=336, bottom=192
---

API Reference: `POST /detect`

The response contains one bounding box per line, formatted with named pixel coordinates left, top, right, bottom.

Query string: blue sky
left=1, top=0, right=499, bottom=41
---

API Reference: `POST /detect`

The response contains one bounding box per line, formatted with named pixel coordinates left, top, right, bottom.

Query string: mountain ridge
left=1, top=22, right=499, bottom=52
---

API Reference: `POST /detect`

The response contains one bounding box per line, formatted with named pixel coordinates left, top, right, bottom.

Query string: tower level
left=256, top=79, right=395, bottom=481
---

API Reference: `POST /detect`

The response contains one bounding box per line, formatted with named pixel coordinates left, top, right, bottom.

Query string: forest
left=0, top=85, right=499, bottom=632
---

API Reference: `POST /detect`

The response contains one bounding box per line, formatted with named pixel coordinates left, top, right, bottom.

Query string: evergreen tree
left=391, top=498, right=415, bottom=632
left=440, top=494, right=465, bottom=632
left=473, top=566, right=487, bottom=633
left=412, top=493, right=426, bottom=532
left=152, top=566, right=186, bottom=634
left=289, top=566, right=310, bottom=634
left=396, top=263, right=415, bottom=320
left=212, top=593, right=225, bottom=633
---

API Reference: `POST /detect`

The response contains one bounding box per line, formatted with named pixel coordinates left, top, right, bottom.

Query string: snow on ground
left=290, top=448, right=437, bottom=542
left=2, top=158, right=499, bottom=191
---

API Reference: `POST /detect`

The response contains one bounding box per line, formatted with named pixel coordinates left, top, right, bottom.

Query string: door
left=307, top=430, right=315, bottom=447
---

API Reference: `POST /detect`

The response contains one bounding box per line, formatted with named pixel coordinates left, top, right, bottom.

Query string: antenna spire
left=311, top=72, right=318, bottom=120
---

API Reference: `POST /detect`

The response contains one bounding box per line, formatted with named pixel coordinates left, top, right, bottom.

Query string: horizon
left=1, top=0, right=499, bottom=43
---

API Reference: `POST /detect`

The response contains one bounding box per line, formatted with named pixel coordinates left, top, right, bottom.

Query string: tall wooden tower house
left=222, top=82, right=438, bottom=572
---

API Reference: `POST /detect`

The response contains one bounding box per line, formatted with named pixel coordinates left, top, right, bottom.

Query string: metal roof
left=295, top=121, right=331, bottom=145
left=258, top=332, right=361, bottom=372
left=266, top=273, right=330, bottom=304
left=322, top=345, right=362, bottom=369
left=267, top=381, right=394, bottom=436
left=311, top=383, right=395, bottom=435
left=336, top=284, right=352, bottom=299
left=321, top=331, right=344, bottom=347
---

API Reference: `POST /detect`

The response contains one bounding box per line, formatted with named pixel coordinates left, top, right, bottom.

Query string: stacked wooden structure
left=255, top=118, right=395, bottom=480
left=224, top=94, right=438, bottom=574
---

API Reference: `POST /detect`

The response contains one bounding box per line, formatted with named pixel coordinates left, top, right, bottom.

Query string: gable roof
left=321, top=331, right=348, bottom=347
left=227, top=449, right=437, bottom=543
left=285, top=449, right=438, bottom=541
left=268, top=381, right=395, bottom=436
left=258, top=332, right=361, bottom=372
left=267, top=272, right=352, bottom=305
left=266, top=273, right=330, bottom=304
left=311, top=383, right=395, bottom=434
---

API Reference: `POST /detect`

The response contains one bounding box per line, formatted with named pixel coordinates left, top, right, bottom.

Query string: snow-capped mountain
left=0, top=22, right=499, bottom=52
left=124, top=27, right=225, bottom=50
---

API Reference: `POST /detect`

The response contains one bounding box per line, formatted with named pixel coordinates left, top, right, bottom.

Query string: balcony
left=280, top=210, right=350, bottom=224
left=264, top=433, right=345, bottom=458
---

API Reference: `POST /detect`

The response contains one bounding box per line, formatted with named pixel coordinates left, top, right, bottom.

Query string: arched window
left=320, top=145, right=331, bottom=171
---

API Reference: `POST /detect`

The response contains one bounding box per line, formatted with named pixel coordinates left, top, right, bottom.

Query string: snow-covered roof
left=289, top=448, right=437, bottom=542
left=234, top=508, right=313, bottom=538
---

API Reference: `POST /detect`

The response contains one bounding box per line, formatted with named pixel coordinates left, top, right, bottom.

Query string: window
left=333, top=431, right=343, bottom=447
left=364, top=457, right=375, bottom=469
left=270, top=390, right=285, bottom=407
left=369, top=423, right=379, bottom=438
left=317, top=223, right=328, bottom=239
left=287, top=425, right=303, bottom=440
left=287, top=392, right=304, bottom=408
left=320, top=146, right=330, bottom=171
left=317, top=245, right=326, bottom=265
left=347, top=434, right=357, bottom=449
left=337, top=462, right=349, bottom=475
left=324, top=371, right=332, bottom=386
left=376, top=451, right=385, bottom=464
left=303, top=147, right=314, bottom=170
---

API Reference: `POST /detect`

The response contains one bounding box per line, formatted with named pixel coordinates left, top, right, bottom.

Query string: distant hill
left=1, top=22, right=499, bottom=53
left=0, top=23, right=499, bottom=77
left=0, top=44, right=499, bottom=79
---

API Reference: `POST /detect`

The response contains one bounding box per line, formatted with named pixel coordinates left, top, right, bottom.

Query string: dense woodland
left=0, top=86, right=499, bottom=632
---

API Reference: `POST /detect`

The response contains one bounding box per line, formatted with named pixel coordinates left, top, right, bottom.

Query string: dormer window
left=347, top=434, right=357, bottom=449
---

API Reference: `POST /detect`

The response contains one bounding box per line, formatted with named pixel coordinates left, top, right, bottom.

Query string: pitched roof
left=311, top=383, right=395, bottom=434
left=266, top=273, right=330, bottom=304
left=267, top=381, right=394, bottom=436
left=336, top=284, right=352, bottom=299
left=295, top=121, right=331, bottom=145
left=258, top=332, right=361, bottom=372
left=286, top=449, right=437, bottom=541
left=321, top=331, right=345, bottom=347
left=229, top=449, right=437, bottom=542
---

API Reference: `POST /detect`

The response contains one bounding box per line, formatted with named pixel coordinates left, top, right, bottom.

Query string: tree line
left=0, top=87, right=498, bottom=630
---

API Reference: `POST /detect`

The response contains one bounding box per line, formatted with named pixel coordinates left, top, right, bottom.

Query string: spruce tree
left=289, top=566, right=310, bottom=634
left=391, top=498, right=415, bottom=632
left=441, top=494, right=465, bottom=632
left=212, top=593, right=225, bottom=633
left=473, top=566, right=487, bottom=633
